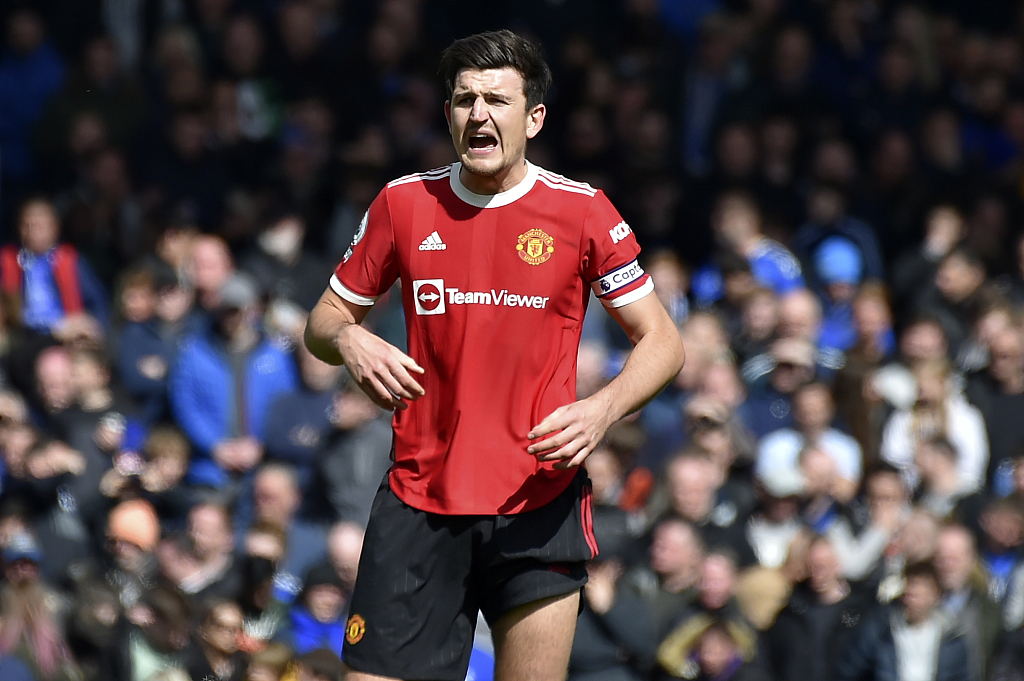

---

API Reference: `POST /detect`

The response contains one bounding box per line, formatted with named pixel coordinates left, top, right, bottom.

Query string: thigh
left=343, top=479, right=478, bottom=681
left=491, top=590, right=581, bottom=681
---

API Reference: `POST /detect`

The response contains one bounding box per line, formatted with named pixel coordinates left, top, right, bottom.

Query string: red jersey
left=332, top=162, right=653, bottom=514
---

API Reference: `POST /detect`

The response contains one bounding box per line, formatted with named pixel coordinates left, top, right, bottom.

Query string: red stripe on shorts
left=581, top=484, right=599, bottom=559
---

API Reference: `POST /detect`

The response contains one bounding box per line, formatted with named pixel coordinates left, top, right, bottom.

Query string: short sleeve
left=581, top=190, right=654, bottom=308
left=331, top=188, right=399, bottom=306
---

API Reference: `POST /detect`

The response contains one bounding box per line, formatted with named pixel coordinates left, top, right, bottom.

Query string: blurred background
left=3, top=1, right=1024, bottom=681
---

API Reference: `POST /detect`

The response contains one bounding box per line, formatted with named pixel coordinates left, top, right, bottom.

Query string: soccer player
left=305, top=30, right=685, bottom=681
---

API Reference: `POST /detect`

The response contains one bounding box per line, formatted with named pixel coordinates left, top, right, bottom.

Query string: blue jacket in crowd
left=169, top=330, right=298, bottom=458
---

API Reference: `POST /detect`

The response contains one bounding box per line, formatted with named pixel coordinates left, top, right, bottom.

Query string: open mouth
left=469, top=134, right=498, bottom=151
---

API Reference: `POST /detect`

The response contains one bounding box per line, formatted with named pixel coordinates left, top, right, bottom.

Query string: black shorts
left=342, top=469, right=597, bottom=680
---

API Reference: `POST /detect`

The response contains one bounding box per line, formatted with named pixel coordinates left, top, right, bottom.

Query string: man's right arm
left=305, top=287, right=424, bottom=411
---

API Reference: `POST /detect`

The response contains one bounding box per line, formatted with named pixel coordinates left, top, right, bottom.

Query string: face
left=306, top=584, right=344, bottom=623
left=445, top=68, right=545, bottom=191
left=934, top=529, right=974, bottom=591
left=254, top=471, right=300, bottom=524
left=202, top=603, right=243, bottom=654
left=189, top=506, right=233, bottom=560
left=806, top=541, right=841, bottom=595
left=36, top=350, right=75, bottom=411
left=585, top=447, right=621, bottom=504
left=697, top=628, right=736, bottom=677
left=902, top=575, right=940, bottom=623
left=122, top=284, right=156, bottom=323
left=699, top=555, right=735, bottom=610
left=989, top=329, right=1024, bottom=385
left=19, top=203, right=59, bottom=254
left=667, top=458, right=716, bottom=521
left=936, top=254, right=983, bottom=303
left=867, top=473, right=905, bottom=518
left=650, top=521, right=700, bottom=580
left=794, top=385, right=832, bottom=431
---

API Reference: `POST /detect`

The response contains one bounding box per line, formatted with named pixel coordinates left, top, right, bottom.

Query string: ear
left=526, top=103, right=546, bottom=140
left=444, top=100, right=452, bottom=133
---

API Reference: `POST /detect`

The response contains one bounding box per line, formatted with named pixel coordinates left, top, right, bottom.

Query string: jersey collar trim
left=449, top=162, right=538, bottom=208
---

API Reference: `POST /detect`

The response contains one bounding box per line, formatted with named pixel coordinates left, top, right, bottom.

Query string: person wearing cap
left=169, top=271, right=298, bottom=491
left=814, top=235, right=863, bottom=354
left=737, top=337, right=817, bottom=440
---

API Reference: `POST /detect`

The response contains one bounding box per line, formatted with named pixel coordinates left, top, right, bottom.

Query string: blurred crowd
left=5, top=0, right=1024, bottom=681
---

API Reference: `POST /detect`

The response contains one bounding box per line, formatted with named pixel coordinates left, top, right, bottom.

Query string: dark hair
left=903, top=560, right=941, bottom=588
left=438, top=30, right=552, bottom=110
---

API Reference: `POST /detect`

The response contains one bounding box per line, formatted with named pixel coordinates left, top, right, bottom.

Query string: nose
left=469, top=96, right=488, bottom=122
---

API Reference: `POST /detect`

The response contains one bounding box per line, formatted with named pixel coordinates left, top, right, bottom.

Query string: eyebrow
left=451, top=89, right=513, bottom=100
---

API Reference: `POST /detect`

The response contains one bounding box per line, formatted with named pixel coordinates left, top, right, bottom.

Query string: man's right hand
left=337, top=323, right=424, bottom=411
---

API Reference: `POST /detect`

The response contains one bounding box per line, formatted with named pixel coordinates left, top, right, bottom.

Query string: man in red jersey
left=305, top=30, right=685, bottom=681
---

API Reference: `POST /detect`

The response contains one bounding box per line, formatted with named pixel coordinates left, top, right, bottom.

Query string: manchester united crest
left=516, top=228, right=555, bottom=265
left=345, top=613, right=366, bottom=644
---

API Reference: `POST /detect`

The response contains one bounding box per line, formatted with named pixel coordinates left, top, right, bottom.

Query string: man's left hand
left=527, top=395, right=614, bottom=469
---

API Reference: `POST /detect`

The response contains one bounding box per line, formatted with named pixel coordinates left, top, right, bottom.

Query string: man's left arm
left=527, top=292, right=684, bottom=468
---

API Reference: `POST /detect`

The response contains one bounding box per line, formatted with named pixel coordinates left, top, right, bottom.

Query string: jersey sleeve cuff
left=600, top=278, right=655, bottom=308
left=330, top=274, right=378, bottom=306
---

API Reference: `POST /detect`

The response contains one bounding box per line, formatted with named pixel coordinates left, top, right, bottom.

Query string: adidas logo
left=418, top=231, right=447, bottom=251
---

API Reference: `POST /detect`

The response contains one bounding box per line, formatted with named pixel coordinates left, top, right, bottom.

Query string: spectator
left=738, top=337, right=817, bottom=439
left=765, top=535, right=878, bottom=681
left=835, top=561, right=970, bottom=681
left=293, top=647, right=345, bottom=681
left=103, top=498, right=161, bottom=608
left=913, top=245, right=988, bottom=359
left=662, top=450, right=755, bottom=566
left=263, top=342, right=341, bottom=491
left=245, top=642, right=293, bottom=681
left=182, top=598, right=249, bottom=681
left=569, top=555, right=657, bottom=681
left=2, top=198, right=108, bottom=341
left=317, top=384, right=392, bottom=527
left=240, top=209, right=334, bottom=313
left=977, top=497, right=1024, bottom=605
left=803, top=459, right=904, bottom=583
left=966, top=323, right=1024, bottom=494
left=690, top=620, right=771, bottom=681
left=113, top=265, right=194, bottom=425
left=745, top=467, right=803, bottom=569
left=279, top=562, right=347, bottom=657
left=170, top=272, right=297, bottom=491
left=881, top=358, right=990, bottom=493
left=656, top=549, right=760, bottom=678
left=810, top=236, right=864, bottom=353
left=183, top=503, right=241, bottom=603
left=99, top=584, right=191, bottom=680
left=252, top=463, right=326, bottom=601
left=933, top=523, right=1001, bottom=681
left=915, top=436, right=988, bottom=529
left=622, top=517, right=704, bottom=640
left=0, top=534, right=80, bottom=681
left=756, top=381, right=863, bottom=503
left=692, top=192, right=804, bottom=309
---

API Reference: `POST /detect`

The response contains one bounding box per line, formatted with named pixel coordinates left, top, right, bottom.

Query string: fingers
left=527, top=406, right=569, bottom=443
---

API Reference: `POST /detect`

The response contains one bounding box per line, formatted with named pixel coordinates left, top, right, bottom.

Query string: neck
left=458, top=159, right=528, bottom=195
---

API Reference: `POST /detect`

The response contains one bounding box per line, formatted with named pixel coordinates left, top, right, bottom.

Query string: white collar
left=449, top=161, right=538, bottom=208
